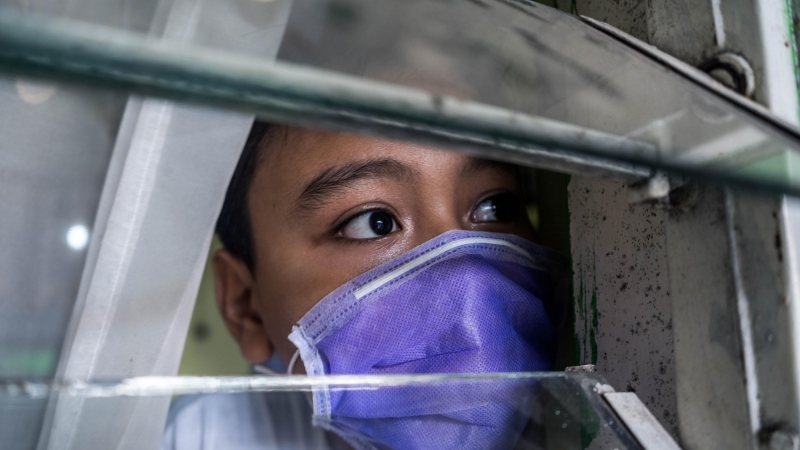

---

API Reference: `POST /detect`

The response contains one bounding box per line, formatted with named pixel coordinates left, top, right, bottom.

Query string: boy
left=162, top=122, right=565, bottom=450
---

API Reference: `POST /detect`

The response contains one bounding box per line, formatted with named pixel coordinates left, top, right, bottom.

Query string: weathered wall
left=568, top=0, right=800, bottom=445
left=569, top=177, right=678, bottom=436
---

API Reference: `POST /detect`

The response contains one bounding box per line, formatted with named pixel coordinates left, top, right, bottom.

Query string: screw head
left=701, top=53, right=755, bottom=98
left=769, top=430, right=800, bottom=450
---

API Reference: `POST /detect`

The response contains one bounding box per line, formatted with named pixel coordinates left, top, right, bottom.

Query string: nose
left=412, top=200, right=464, bottom=247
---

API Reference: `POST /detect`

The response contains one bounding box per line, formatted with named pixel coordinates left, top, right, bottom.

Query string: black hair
left=215, top=122, right=275, bottom=271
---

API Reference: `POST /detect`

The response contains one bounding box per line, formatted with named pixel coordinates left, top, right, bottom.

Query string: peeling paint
left=784, top=0, right=800, bottom=119
left=574, top=233, right=600, bottom=366
left=576, top=275, right=584, bottom=362
left=590, top=286, right=598, bottom=365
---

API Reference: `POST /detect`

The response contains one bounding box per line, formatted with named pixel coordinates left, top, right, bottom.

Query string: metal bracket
left=628, top=172, right=671, bottom=204
left=565, top=364, right=597, bottom=373
left=627, top=173, right=701, bottom=212
left=605, top=392, right=683, bottom=450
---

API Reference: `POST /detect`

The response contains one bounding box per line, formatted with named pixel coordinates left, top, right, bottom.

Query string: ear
left=212, top=249, right=274, bottom=364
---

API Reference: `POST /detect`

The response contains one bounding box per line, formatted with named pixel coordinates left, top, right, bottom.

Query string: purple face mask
left=287, top=230, right=569, bottom=450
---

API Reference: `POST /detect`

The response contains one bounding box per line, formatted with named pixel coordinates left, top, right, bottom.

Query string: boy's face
left=213, top=127, right=536, bottom=370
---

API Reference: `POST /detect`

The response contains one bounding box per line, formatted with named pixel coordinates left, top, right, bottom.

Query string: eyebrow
left=296, top=159, right=418, bottom=211
left=460, top=157, right=516, bottom=176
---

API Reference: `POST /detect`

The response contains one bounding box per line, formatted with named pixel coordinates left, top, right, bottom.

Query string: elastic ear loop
left=253, top=349, right=301, bottom=375
left=287, top=349, right=301, bottom=375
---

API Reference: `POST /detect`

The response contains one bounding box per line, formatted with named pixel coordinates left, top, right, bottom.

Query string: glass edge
left=0, top=372, right=568, bottom=399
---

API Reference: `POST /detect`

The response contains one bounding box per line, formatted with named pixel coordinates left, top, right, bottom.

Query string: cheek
left=255, top=254, right=330, bottom=332
left=254, top=243, right=393, bottom=339
left=251, top=235, right=411, bottom=367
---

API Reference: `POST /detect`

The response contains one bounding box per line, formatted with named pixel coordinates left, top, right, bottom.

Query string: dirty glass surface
left=1, top=0, right=799, bottom=192
left=1, top=372, right=642, bottom=449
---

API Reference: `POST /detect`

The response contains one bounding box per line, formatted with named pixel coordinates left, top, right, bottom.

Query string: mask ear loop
left=287, top=349, right=301, bottom=375
left=252, top=349, right=301, bottom=375
left=253, top=364, right=280, bottom=375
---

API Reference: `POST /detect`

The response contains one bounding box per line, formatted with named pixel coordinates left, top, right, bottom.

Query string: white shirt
left=161, top=391, right=332, bottom=450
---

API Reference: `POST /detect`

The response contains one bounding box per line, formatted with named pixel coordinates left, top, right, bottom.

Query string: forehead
left=254, top=127, right=467, bottom=192
left=264, top=127, right=457, bottom=166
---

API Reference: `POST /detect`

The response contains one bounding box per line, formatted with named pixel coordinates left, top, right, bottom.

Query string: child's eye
left=341, top=210, right=400, bottom=239
left=472, top=193, right=519, bottom=223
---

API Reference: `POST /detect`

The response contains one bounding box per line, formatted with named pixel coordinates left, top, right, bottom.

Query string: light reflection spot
left=16, top=78, right=58, bottom=104
left=67, top=225, right=89, bottom=250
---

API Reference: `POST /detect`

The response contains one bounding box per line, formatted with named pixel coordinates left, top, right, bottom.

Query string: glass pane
left=2, top=372, right=644, bottom=449
left=0, top=74, right=122, bottom=448
left=1, top=0, right=799, bottom=193
left=0, top=0, right=781, bottom=448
